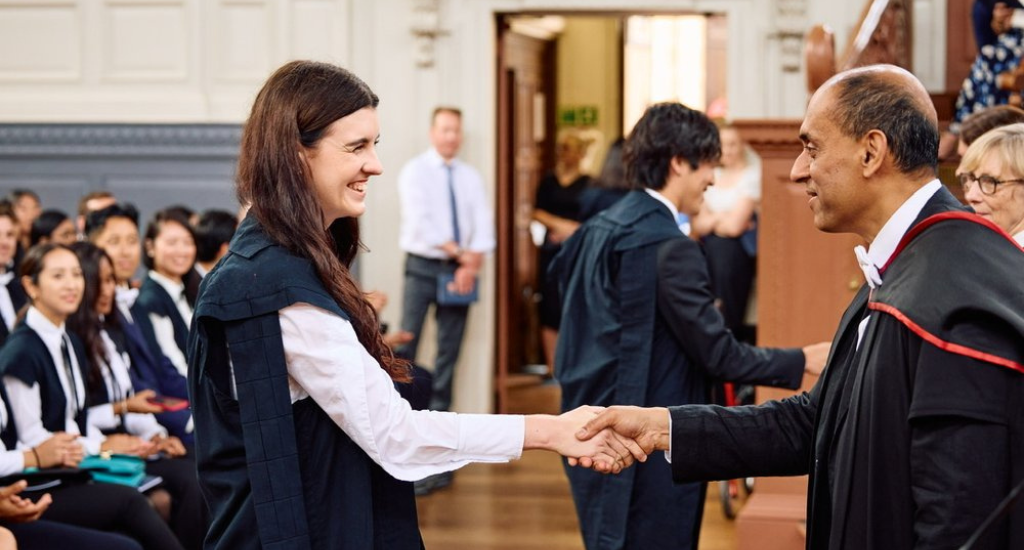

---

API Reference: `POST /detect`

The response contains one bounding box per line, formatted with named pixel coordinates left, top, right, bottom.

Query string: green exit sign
left=558, top=105, right=599, bottom=127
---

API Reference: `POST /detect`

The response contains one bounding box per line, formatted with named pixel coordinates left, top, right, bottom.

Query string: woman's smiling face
left=303, top=107, right=383, bottom=226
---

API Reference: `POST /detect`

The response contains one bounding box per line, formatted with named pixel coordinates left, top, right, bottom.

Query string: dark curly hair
left=624, top=103, right=720, bottom=191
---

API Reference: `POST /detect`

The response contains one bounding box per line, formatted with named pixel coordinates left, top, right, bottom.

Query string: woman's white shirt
left=278, top=302, right=524, bottom=482
left=3, top=307, right=103, bottom=454
left=85, top=329, right=166, bottom=441
left=706, top=162, right=761, bottom=214
left=146, top=272, right=192, bottom=377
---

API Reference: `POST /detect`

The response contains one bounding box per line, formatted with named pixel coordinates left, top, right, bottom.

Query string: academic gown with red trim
left=668, top=189, right=1024, bottom=550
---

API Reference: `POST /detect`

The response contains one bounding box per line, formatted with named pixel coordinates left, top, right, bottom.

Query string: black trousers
left=146, top=456, right=205, bottom=549
left=29, top=482, right=184, bottom=550
left=8, top=519, right=143, bottom=550
left=702, top=234, right=756, bottom=337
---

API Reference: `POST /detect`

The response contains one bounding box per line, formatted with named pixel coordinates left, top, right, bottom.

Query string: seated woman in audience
left=954, top=1, right=1024, bottom=126
left=0, top=205, right=26, bottom=347
left=691, top=121, right=761, bottom=341
left=68, top=242, right=205, bottom=548
left=28, top=210, right=76, bottom=247
left=0, top=243, right=186, bottom=550
left=957, top=122, right=1024, bottom=245
left=85, top=204, right=192, bottom=445
left=132, top=210, right=196, bottom=379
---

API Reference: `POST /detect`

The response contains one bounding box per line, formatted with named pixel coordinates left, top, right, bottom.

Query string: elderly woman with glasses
left=957, top=122, right=1024, bottom=246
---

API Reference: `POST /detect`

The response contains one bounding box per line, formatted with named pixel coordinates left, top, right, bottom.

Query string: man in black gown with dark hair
left=575, top=64, right=1024, bottom=549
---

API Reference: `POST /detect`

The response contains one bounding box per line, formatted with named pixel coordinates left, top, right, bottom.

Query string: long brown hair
left=238, top=60, right=408, bottom=382
left=66, top=242, right=119, bottom=391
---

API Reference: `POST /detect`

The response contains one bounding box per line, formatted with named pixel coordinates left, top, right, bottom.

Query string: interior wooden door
left=495, top=23, right=555, bottom=413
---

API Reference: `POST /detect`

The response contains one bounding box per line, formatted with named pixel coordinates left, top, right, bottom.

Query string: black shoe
left=413, top=471, right=454, bottom=496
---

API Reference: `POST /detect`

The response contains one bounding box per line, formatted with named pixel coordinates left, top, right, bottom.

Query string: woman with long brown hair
left=188, top=60, right=642, bottom=549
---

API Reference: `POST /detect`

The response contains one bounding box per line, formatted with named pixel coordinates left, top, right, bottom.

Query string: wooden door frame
left=492, top=9, right=725, bottom=413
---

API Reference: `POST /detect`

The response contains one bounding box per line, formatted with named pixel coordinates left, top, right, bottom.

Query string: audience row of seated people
left=0, top=195, right=238, bottom=550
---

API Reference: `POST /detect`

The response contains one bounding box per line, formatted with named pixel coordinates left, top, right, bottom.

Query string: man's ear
left=669, top=156, right=689, bottom=176
left=861, top=129, right=888, bottom=177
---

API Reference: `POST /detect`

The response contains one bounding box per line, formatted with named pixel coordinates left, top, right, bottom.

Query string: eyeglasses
left=956, top=172, right=1024, bottom=195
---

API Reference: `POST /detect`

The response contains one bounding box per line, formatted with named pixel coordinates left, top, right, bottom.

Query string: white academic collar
left=148, top=270, right=185, bottom=301
left=427, top=147, right=458, bottom=168
left=644, top=188, right=680, bottom=220
left=854, top=179, right=942, bottom=289
left=25, top=306, right=67, bottom=342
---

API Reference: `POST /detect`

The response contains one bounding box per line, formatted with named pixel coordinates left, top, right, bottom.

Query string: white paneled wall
left=0, top=0, right=350, bottom=122
left=0, top=0, right=950, bottom=412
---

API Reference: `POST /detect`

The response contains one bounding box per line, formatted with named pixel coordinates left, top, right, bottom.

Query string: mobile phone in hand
left=147, top=396, right=189, bottom=412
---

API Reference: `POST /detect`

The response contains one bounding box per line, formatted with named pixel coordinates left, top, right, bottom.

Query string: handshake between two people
left=526, top=406, right=670, bottom=474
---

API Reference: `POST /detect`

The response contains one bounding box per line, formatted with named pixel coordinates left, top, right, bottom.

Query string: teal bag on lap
left=79, top=454, right=146, bottom=487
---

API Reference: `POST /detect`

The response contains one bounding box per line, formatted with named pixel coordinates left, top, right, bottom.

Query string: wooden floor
left=416, top=379, right=738, bottom=550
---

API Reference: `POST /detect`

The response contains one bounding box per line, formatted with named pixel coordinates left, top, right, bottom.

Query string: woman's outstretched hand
left=524, top=406, right=647, bottom=474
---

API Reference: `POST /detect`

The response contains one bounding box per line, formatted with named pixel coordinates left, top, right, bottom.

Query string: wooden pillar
left=731, top=120, right=863, bottom=550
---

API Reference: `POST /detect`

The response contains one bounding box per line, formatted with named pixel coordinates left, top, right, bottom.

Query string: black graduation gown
left=0, top=324, right=90, bottom=437
left=188, top=217, right=422, bottom=550
left=551, top=191, right=805, bottom=550
left=133, top=275, right=191, bottom=363
left=668, top=187, right=1024, bottom=549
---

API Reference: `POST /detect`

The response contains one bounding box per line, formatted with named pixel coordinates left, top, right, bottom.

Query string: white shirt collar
left=1014, top=231, right=1024, bottom=247
left=25, top=306, right=66, bottom=345
left=427, top=147, right=458, bottom=168
left=644, top=188, right=680, bottom=220
left=854, top=180, right=941, bottom=288
left=148, top=270, right=185, bottom=302
left=194, top=263, right=209, bottom=279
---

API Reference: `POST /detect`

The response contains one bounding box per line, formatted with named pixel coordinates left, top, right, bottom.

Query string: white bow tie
left=0, top=272, right=13, bottom=286
left=854, top=245, right=883, bottom=289
left=116, top=286, right=140, bottom=308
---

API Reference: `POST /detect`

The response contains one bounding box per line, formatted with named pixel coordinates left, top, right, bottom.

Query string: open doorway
left=493, top=11, right=729, bottom=412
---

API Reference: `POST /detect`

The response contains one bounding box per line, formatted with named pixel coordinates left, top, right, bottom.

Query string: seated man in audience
left=193, top=209, right=238, bottom=278
left=76, top=190, right=117, bottom=238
